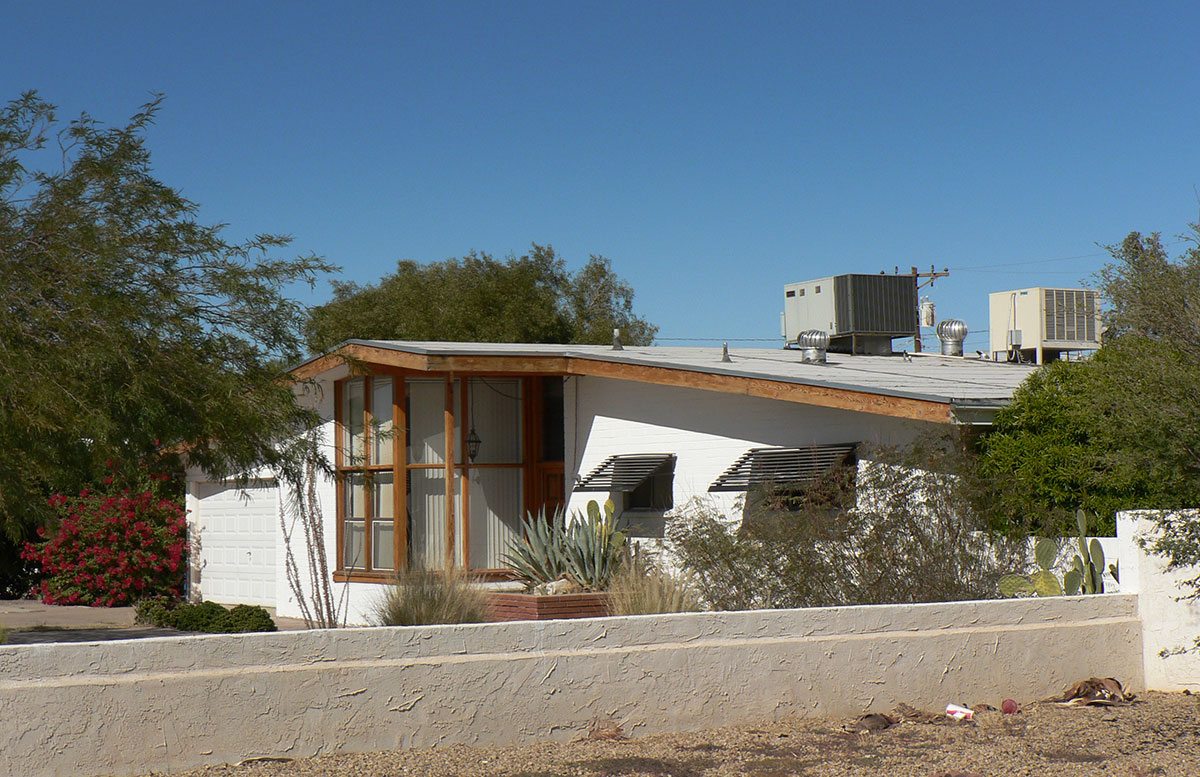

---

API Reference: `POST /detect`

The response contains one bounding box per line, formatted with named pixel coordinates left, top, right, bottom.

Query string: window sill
left=333, top=568, right=521, bottom=584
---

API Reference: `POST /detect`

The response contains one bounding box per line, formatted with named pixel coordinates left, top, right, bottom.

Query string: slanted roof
left=291, top=340, right=1038, bottom=425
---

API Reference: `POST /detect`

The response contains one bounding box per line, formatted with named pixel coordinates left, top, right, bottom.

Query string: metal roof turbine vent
left=936, top=319, right=969, bottom=357
left=796, top=329, right=830, bottom=363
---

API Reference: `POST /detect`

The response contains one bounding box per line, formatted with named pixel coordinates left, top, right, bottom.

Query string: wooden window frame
left=333, top=373, right=404, bottom=578
left=333, top=370, right=555, bottom=584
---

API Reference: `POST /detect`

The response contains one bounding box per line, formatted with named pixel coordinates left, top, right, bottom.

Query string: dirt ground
left=155, top=690, right=1199, bottom=777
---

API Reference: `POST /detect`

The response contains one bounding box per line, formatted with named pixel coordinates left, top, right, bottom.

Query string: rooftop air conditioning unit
left=988, top=287, right=1101, bottom=364
left=780, top=274, right=917, bottom=355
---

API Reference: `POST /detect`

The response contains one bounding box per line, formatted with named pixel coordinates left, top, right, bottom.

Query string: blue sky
left=5, top=1, right=1199, bottom=353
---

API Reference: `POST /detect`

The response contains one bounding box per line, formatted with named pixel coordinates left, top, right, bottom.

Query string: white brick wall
left=564, top=375, right=939, bottom=520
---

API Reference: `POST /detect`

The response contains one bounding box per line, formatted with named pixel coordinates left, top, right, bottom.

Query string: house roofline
left=288, top=340, right=1028, bottom=425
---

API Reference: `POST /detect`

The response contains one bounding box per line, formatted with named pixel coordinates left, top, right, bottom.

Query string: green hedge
left=135, top=597, right=277, bottom=634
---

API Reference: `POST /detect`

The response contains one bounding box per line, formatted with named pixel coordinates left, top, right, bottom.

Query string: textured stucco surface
left=1118, top=511, right=1200, bottom=691
left=1, top=595, right=1141, bottom=777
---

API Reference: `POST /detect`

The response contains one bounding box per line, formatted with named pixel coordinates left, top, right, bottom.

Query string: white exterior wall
left=189, top=370, right=946, bottom=624
left=564, top=375, right=938, bottom=521
left=1117, top=510, right=1200, bottom=691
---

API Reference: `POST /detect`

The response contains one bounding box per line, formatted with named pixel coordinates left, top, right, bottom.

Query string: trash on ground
left=891, top=703, right=972, bottom=725
left=945, top=703, right=974, bottom=721
left=1002, top=698, right=1020, bottom=714
left=844, top=713, right=898, bottom=733
left=1050, top=677, right=1136, bottom=707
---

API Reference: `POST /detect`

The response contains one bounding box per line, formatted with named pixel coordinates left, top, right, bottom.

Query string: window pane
left=344, top=521, right=365, bottom=569
left=468, top=468, right=523, bottom=569
left=468, top=379, right=522, bottom=464
left=408, top=468, right=463, bottom=570
left=407, top=379, right=460, bottom=465
left=370, top=377, right=394, bottom=466
left=373, top=472, right=394, bottom=518
left=345, top=473, right=366, bottom=518
left=342, top=379, right=365, bottom=465
left=373, top=521, right=395, bottom=571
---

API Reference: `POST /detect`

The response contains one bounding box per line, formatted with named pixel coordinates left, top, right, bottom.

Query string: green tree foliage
left=976, top=225, right=1200, bottom=536
left=304, top=244, right=657, bottom=352
left=1094, top=227, right=1200, bottom=591
left=0, top=92, right=333, bottom=540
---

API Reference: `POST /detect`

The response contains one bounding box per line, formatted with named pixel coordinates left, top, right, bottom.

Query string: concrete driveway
left=1, top=599, right=308, bottom=644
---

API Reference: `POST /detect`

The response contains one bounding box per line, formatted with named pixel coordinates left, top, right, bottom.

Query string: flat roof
left=293, top=340, right=1039, bottom=424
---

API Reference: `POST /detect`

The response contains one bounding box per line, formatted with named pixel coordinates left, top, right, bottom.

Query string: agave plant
left=561, top=499, right=627, bottom=591
left=502, top=505, right=570, bottom=586
left=503, top=500, right=628, bottom=591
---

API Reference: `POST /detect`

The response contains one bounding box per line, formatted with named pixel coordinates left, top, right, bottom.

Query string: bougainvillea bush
left=22, top=482, right=187, bottom=606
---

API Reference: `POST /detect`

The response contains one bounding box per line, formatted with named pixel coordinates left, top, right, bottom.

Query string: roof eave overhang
left=949, top=399, right=1009, bottom=426
left=289, top=341, right=957, bottom=425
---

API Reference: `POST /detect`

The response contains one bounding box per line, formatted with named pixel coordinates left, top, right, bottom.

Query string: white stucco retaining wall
left=1118, top=510, right=1200, bottom=691
left=1, top=595, right=1141, bottom=777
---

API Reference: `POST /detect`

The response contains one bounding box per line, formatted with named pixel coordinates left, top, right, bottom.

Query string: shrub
left=134, top=595, right=177, bottom=626
left=372, top=566, right=487, bottom=626
left=607, top=546, right=701, bottom=616
left=668, top=437, right=1029, bottom=611
left=170, top=600, right=228, bottom=632
left=134, top=598, right=277, bottom=633
left=224, top=604, right=278, bottom=633
left=23, top=482, right=187, bottom=607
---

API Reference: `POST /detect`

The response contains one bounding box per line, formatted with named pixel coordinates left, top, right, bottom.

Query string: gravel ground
left=154, top=691, right=1199, bottom=777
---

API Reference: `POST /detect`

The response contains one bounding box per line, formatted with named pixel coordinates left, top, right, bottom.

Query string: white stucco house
left=185, top=339, right=1036, bottom=624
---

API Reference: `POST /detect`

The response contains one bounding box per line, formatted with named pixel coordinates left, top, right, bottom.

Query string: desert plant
left=608, top=546, right=701, bottom=615
left=998, top=510, right=1105, bottom=597
left=561, top=499, right=627, bottom=591
left=372, top=566, right=487, bottom=626
left=504, top=500, right=628, bottom=591
left=503, top=505, right=571, bottom=586
left=669, top=436, right=1029, bottom=611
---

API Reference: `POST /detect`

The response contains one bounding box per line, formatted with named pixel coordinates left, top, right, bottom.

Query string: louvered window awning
left=574, top=454, right=676, bottom=492
left=708, top=444, right=857, bottom=492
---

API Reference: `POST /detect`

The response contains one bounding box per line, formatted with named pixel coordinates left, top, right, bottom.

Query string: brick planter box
left=485, top=592, right=612, bottom=622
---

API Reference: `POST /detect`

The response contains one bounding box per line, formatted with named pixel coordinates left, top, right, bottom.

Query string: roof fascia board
left=292, top=342, right=955, bottom=424
left=566, top=356, right=952, bottom=424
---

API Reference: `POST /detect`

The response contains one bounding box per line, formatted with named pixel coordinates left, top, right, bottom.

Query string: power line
left=948, top=239, right=1187, bottom=272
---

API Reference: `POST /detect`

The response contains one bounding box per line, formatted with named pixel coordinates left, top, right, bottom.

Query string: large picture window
left=334, top=372, right=539, bottom=579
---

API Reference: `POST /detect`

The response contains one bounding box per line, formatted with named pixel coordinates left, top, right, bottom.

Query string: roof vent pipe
left=936, top=319, right=969, bottom=357
left=796, top=329, right=829, bottom=363
left=612, top=328, right=623, bottom=351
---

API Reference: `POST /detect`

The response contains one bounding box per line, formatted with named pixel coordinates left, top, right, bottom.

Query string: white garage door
left=193, top=479, right=278, bottom=606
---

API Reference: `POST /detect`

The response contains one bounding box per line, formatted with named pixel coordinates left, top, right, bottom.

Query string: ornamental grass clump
left=372, top=566, right=487, bottom=626
left=607, top=546, right=701, bottom=616
left=23, top=482, right=187, bottom=607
